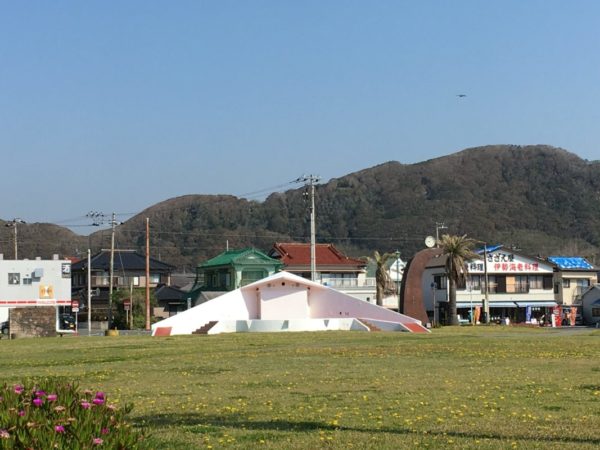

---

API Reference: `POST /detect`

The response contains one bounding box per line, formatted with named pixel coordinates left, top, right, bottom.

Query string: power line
left=235, top=181, right=299, bottom=199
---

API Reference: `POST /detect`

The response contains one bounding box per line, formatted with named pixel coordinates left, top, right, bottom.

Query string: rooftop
left=270, top=242, right=366, bottom=268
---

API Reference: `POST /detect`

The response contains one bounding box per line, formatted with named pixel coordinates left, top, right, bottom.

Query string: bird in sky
left=456, top=94, right=467, bottom=98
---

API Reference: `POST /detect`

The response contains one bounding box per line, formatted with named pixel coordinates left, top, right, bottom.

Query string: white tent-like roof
left=152, top=271, right=429, bottom=336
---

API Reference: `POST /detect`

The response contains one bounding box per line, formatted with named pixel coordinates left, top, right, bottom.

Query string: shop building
left=0, top=255, right=73, bottom=337
left=422, top=245, right=595, bottom=325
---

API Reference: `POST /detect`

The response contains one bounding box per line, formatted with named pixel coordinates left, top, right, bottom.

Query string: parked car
left=1, top=320, right=8, bottom=335
left=58, top=314, right=76, bottom=331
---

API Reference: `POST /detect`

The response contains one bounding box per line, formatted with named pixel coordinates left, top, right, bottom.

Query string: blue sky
left=1, top=1, right=599, bottom=231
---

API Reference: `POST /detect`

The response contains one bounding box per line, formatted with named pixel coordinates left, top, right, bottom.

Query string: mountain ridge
left=4, top=145, right=600, bottom=270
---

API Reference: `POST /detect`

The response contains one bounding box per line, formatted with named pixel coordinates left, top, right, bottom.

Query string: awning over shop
left=514, top=301, right=557, bottom=308
left=457, top=301, right=558, bottom=308
left=488, top=302, right=518, bottom=308
left=457, top=302, right=483, bottom=308
left=457, top=302, right=518, bottom=308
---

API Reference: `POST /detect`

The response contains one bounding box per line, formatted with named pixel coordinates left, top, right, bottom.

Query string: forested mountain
left=4, top=145, right=600, bottom=270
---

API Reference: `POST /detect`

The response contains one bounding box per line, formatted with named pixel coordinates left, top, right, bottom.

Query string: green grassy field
left=1, top=327, right=599, bottom=449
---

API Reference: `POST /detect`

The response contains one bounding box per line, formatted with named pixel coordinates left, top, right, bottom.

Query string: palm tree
left=369, top=251, right=397, bottom=306
left=438, top=234, right=477, bottom=325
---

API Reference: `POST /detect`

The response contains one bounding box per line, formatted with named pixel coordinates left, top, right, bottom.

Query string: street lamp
left=5, top=218, right=26, bottom=260
left=435, top=222, right=447, bottom=247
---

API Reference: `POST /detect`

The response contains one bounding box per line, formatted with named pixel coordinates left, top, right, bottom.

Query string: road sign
left=71, top=300, right=79, bottom=313
left=123, top=299, right=131, bottom=311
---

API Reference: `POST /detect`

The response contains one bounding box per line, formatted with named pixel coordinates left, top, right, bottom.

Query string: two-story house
left=268, top=242, right=377, bottom=302
left=71, top=249, right=175, bottom=323
left=187, top=248, right=283, bottom=305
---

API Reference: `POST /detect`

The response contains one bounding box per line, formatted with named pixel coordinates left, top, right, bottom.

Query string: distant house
left=71, top=249, right=175, bottom=321
left=581, top=286, right=600, bottom=326
left=187, top=248, right=283, bottom=305
left=268, top=242, right=376, bottom=303
left=154, top=284, right=187, bottom=319
left=547, top=256, right=598, bottom=307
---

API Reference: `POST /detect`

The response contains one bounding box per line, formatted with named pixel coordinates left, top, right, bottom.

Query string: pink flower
left=95, top=392, right=105, bottom=400
left=92, top=398, right=104, bottom=406
left=81, top=401, right=91, bottom=409
left=101, top=427, right=109, bottom=435
left=32, top=398, right=43, bottom=407
left=18, top=410, right=25, bottom=416
left=35, top=390, right=46, bottom=398
left=54, top=425, right=65, bottom=433
left=14, top=385, right=24, bottom=394
left=47, top=394, right=58, bottom=402
left=0, top=429, right=9, bottom=439
left=93, top=437, right=103, bottom=445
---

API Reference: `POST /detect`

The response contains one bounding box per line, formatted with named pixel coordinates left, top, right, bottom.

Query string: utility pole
left=435, top=222, right=447, bottom=247
left=108, top=212, right=117, bottom=329
left=87, top=249, right=92, bottom=336
left=483, top=243, right=490, bottom=324
left=145, top=217, right=150, bottom=331
left=395, top=250, right=401, bottom=312
left=5, top=218, right=25, bottom=260
left=298, top=175, right=320, bottom=281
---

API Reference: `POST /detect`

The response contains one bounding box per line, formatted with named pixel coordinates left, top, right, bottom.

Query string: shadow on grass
left=137, top=412, right=600, bottom=446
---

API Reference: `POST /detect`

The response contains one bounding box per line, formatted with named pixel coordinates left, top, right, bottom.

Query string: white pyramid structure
left=152, top=271, right=429, bottom=336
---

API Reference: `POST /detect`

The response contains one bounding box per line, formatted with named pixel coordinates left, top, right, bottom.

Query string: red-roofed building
left=268, top=242, right=377, bottom=303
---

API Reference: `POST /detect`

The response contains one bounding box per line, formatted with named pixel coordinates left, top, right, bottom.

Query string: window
left=529, top=275, right=543, bottom=290
left=514, top=276, right=528, bottom=293
left=218, top=272, right=230, bottom=289
left=543, top=275, right=553, bottom=290
left=241, top=270, right=265, bottom=286
left=592, top=308, right=600, bottom=317
left=562, top=278, right=571, bottom=288
left=495, top=276, right=507, bottom=293
left=486, top=275, right=504, bottom=293
left=22, top=277, right=32, bottom=285
left=468, top=275, right=481, bottom=291
left=433, top=275, right=447, bottom=289
left=149, top=274, right=160, bottom=284
left=577, top=279, right=590, bottom=288
left=8, top=273, right=20, bottom=285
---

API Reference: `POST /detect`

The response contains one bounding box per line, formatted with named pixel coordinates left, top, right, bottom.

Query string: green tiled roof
left=198, top=248, right=283, bottom=269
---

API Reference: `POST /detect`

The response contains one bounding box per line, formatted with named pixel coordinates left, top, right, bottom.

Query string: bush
left=0, top=378, right=144, bottom=449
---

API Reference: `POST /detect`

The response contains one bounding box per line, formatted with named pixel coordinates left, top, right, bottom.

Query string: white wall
left=0, top=259, right=71, bottom=302
left=0, top=258, right=72, bottom=327
left=260, top=285, right=309, bottom=319
left=307, top=284, right=420, bottom=324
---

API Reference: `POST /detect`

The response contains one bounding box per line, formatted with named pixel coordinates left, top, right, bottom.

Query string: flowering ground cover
left=0, top=379, right=143, bottom=449
left=1, top=327, right=598, bottom=449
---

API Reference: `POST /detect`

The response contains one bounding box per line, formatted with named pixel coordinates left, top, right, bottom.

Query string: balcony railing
left=87, top=276, right=161, bottom=288
left=321, top=277, right=376, bottom=288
